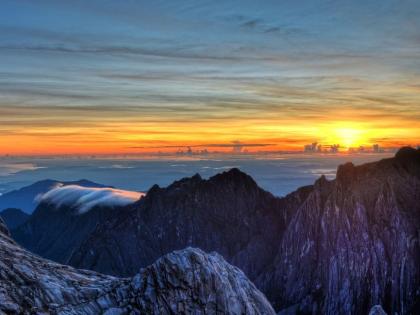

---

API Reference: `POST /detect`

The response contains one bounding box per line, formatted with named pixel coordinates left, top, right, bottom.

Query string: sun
left=319, top=122, right=368, bottom=149
left=334, top=127, right=364, bottom=148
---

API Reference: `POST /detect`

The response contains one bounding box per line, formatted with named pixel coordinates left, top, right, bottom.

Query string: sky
left=1, top=0, right=420, bottom=155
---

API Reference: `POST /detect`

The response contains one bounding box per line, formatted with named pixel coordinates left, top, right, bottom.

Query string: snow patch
left=38, top=185, right=144, bottom=214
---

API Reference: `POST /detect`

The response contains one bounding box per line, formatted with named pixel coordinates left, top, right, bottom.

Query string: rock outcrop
left=267, top=147, right=420, bottom=314
left=0, top=218, right=275, bottom=314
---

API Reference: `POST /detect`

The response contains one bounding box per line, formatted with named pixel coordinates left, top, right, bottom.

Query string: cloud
left=130, top=142, right=273, bottom=149
left=0, top=163, right=46, bottom=176
left=38, top=185, right=144, bottom=214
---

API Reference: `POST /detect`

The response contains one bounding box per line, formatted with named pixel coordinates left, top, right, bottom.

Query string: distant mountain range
left=10, top=147, right=420, bottom=314
left=0, top=217, right=274, bottom=314
left=0, top=179, right=109, bottom=214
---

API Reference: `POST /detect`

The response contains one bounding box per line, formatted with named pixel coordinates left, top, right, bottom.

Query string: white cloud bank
left=38, top=185, right=144, bottom=214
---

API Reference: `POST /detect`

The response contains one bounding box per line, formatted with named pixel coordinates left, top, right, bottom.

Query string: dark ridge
left=208, top=167, right=259, bottom=188
left=395, top=146, right=420, bottom=161
left=192, top=173, right=202, bottom=181
left=0, top=208, right=29, bottom=230
left=145, top=167, right=260, bottom=198
left=336, top=162, right=356, bottom=184
left=314, top=174, right=328, bottom=186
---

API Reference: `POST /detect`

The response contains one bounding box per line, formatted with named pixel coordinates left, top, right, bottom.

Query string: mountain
left=267, top=147, right=420, bottom=314
left=12, top=185, right=143, bottom=264
left=0, top=218, right=275, bottom=314
left=12, top=147, right=420, bottom=314
left=71, top=169, right=290, bottom=277
left=0, top=179, right=109, bottom=214
left=0, top=208, right=29, bottom=229
left=71, top=147, right=420, bottom=314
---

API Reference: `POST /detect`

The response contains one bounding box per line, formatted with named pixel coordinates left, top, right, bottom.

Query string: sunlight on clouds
left=0, top=1, right=419, bottom=154
left=38, top=185, right=144, bottom=213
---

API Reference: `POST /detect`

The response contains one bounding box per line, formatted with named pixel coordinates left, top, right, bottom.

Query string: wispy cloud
left=0, top=0, right=419, bottom=154
left=38, top=185, right=144, bottom=214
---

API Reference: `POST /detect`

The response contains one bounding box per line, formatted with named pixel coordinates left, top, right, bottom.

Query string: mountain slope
left=0, top=208, right=29, bottom=229
left=0, top=217, right=275, bottom=314
left=12, top=148, right=419, bottom=314
left=70, top=169, right=299, bottom=278
left=266, top=147, right=420, bottom=314
left=12, top=203, right=119, bottom=264
left=0, top=179, right=109, bottom=214
left=12, top=184, right=143, bottom=264
left=70, top=148, right=420, bottom=314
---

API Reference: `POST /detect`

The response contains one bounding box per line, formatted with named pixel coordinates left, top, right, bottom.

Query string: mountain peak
left=336, top=161, right=356, bottom=183
left=210, top=167, right=256, bottom=185
left=395, top=146, right=420, bottom=161
left=192, top=173, right=202, bottom=181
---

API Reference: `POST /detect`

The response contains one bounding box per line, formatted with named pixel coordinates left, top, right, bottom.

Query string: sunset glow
left=1, top=1, right=420, bottom=155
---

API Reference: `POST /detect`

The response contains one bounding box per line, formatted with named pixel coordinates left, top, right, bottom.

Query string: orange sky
left=1, top=76, right=420, bottom=155
left=2, top=106, right=419, bottom=155
left=1, top=1, right=420, bottom=155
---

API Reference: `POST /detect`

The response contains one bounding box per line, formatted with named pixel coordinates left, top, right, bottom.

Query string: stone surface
left=0, top=219, right=275, bottom=314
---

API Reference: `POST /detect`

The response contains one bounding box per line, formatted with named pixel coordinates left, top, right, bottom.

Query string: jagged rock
left=266, top=148, right=420, bottom=314
left=11, top=148, right=420, bottom=314
left=70, top=167, right=289, bottom=280
left=0, top=220, right=275, bottom=314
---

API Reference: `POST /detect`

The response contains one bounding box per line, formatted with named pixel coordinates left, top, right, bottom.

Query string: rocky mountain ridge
left=70, top=147, right=420, bottom=314
left=0, top=217, right=275, bottom=314
left=10, top=147, right=420, bottom=314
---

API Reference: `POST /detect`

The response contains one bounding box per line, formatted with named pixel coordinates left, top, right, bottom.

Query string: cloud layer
left=39, top=185, right=144, bottom=214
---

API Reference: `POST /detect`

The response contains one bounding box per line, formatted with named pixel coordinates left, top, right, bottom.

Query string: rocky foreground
left=0, top=218, right=275, bottom=314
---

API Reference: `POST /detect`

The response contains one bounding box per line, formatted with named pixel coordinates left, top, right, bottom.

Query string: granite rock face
left=69, top=148, right=420, bottom=314
left=0, top=218, right=275, bottom=314
left=267, top=147, right=420, bottom=314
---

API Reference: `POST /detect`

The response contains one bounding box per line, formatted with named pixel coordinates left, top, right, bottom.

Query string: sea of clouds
left=0, top=153, right=393, bottom=198
left=38, top=185, right=144, bottom=214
